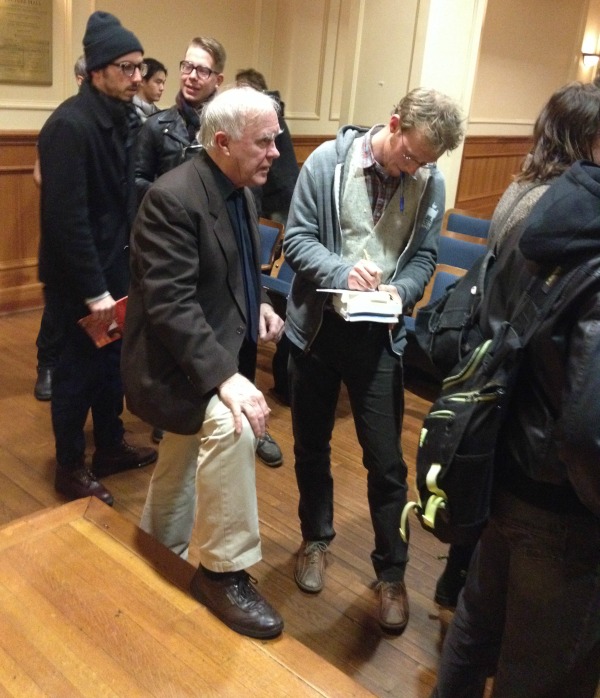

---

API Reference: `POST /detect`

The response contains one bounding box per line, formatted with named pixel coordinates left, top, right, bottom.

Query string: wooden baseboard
left=292, top=134, right=331, bottom=167
left=0, top=282, right=43, bottom=315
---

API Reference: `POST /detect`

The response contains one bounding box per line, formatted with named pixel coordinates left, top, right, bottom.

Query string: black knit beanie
left=83, top=11, right=143, bottom=72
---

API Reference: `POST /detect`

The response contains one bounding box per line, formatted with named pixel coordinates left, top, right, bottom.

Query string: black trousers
left=36, top=286, right=68, bottom=369
left=51, top=296, right=124, bottom=468
left=288, top=312, right=409, bottom=581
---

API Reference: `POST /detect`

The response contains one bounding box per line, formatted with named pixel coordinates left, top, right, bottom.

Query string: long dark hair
left=518, top=81, right=600, bottom=183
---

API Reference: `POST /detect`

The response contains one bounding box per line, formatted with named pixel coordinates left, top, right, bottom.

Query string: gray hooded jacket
left=283, top=125, right=446, bottom=354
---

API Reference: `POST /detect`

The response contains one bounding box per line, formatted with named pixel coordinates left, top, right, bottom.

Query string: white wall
left=578, top=0, right=600, bottom=83
left=1, top=0, right=599, bottom=193
left=469, top=0, right=588, bottom=136
left=96, top=0, right=261, bottom=103
left=265, top=0, right=347, bottom=135
left=0, top=0, right=266, bottom=130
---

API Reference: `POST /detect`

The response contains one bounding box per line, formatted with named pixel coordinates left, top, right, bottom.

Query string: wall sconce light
left=582, top=52, right=600, bottom=68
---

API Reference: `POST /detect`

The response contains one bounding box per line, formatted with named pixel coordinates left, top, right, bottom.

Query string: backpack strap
left=509, top=263, right=583, bottom=346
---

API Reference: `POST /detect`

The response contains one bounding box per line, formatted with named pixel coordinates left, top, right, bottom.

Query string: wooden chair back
left=258, top=217, right=285, bottom=273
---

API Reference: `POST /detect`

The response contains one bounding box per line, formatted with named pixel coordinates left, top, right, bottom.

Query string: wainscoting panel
left=0, top=132, right=42, bottom=314
left=454, top=135, right=533, bottom=217
left=1, top=131, right=532, bottom=314
left=291, top=134, right=331, bottom=168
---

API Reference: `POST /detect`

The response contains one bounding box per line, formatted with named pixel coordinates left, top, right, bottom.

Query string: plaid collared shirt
left=361, top=125, right=402, bottom=224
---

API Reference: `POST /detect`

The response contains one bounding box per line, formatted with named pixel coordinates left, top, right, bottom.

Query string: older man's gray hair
left=200, top=86, right=280, bottom=148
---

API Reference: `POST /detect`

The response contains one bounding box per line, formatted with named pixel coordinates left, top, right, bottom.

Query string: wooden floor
left=0, top=496, right=372, bottom=697
left=0, top=308, right=454, bottom=698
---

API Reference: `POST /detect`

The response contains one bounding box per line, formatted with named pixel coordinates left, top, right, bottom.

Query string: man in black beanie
left=37, top=11, right=157, bottom=506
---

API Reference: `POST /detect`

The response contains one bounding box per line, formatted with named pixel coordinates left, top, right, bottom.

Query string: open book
left=77, top=296, right=128, bottom=348
left=318, top=289, right=403, bottom=323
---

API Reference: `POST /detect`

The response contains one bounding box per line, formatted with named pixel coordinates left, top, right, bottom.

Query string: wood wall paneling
left=454, top=135, right=533, bottom=217
left=291, top=134, right=331, bottom=168
left=0, top=132, right=42, bottom=314
left=0, top=131, right=532, bottom=314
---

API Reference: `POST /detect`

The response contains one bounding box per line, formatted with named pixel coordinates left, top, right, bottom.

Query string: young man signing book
left=282, top=87, right=464, bottom=634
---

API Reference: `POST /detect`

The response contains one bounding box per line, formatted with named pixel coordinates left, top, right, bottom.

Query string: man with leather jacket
left=134, top=36, right=225, bottom=203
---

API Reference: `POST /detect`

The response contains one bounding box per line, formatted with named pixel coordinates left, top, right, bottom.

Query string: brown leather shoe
left=190, top=567, right=283, bottom=639
left=55, top=466, right=114, bottom=506
left=376, top=580, right=409, bottom=634
left=294, top=540, right=328, bottom=593
left=92, top=440, right=157, bottom=478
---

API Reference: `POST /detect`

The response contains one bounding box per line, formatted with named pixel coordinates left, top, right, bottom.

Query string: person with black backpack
left=431, top=81, right=600, bottom=614
left=432, top=159, right=600, bottom=697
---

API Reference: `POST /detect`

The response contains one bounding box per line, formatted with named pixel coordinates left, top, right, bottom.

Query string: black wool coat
left=38, top=82, right=137, bottom=310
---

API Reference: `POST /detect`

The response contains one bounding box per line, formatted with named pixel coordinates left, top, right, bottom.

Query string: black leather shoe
left=92, top=440, right=157, bottom=478
left=256, top=432, right=283, bottom=467
left=34, top=367, right=53, bottom=401
left=55, top=465, right=114, bottom=506
left=190, top=566, right=284, bottom=639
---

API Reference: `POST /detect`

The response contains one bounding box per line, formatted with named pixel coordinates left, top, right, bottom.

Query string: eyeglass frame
left=399, top=130, right=434, bottom=168
left=179, top=60, right=219, bottom=79
left=110, top=61, right=148, bottom=78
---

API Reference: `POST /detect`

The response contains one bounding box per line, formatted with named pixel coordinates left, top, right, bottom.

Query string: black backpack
left=401, top=264, right=576, bottom=546
left=415, top=185, right=543, bottom=378
left=414, top=249, right=494, bottom=376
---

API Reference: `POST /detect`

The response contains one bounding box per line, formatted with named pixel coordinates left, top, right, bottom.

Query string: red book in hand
left=77, top=296, right=128, bottom=348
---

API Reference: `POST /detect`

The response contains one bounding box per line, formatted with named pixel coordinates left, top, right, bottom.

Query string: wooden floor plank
left=0, top=563, right=133, bottom=697
left=0, top=621, right=56, bottom=698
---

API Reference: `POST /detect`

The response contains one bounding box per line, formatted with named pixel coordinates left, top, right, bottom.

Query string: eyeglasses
left=110, top=61, right=148, bottom=78
left=179, top=61, right=218, bottom=79
left=400, top=132, right=432, bottom=168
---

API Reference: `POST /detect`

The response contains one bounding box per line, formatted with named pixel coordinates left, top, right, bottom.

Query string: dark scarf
left=86, top=83, right=139, bottom=223
left=176, top=90, right=201, bottom=143
left=91, top=83, right=141, bottom=147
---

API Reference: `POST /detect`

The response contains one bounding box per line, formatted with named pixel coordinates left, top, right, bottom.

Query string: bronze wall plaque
left=0, top=0, right=52, bottom=85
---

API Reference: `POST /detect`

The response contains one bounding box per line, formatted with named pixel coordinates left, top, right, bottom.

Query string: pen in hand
left=362, top=249, right=382, bottom=289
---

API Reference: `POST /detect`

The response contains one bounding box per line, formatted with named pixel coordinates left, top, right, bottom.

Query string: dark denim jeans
left=432, top=490, right=600, bottom=698
left=52, top=316, right=125, bottom=468
left=288, top=311, right=408, bottom=581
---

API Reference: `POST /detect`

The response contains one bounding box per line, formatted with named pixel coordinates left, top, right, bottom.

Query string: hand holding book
left=78, top=296, right=128, bottom=347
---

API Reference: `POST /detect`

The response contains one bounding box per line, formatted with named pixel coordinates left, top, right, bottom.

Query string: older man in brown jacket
left=122, top=86, right=285, bottom=640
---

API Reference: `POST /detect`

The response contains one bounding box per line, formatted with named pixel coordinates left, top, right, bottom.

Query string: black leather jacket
left=480, top=161, right=600, bottom=518
left=134, top=105, right=200, bottom=204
